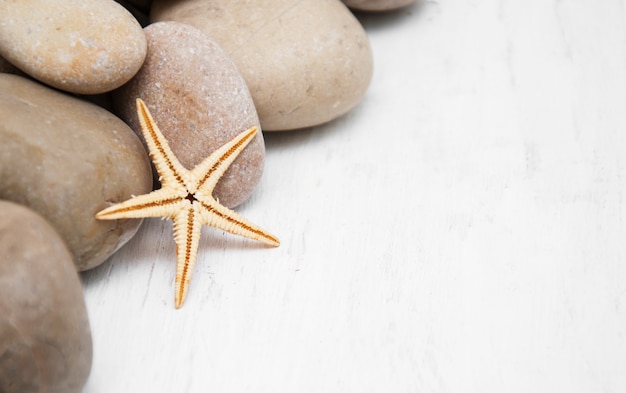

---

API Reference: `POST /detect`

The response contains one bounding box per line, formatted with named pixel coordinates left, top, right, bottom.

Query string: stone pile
left=0, top=0, right=416, bottom=390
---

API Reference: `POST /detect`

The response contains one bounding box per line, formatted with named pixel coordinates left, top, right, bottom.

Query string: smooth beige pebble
left=0, top=74, right=153, bottom=271
left=151, top=0, right=373, bottom=131
left=0, top=0, right=147, bottom=94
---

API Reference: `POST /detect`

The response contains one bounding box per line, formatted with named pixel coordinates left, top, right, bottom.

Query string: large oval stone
left=0, top=201, right=92, bottom=393
left=151, top=0, right=374, bottom=131
left=0, top=0, right=147, bottom=94
left=0, top=73, right=153, bottom=271
left=113, top=21, right=264, bottom=208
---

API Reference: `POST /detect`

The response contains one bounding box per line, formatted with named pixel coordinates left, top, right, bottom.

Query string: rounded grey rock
left=0, top=74, right=153, bottom=271
left=0, top=201, right=92, bottom=393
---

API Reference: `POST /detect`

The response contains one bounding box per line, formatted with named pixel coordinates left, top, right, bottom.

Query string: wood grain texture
left=81, top=1, right=626, bottom=391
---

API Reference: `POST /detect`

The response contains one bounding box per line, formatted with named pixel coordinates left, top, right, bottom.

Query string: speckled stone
left=113, top=21, right=264, bottom=208
left=151, top=0, right=374, bottom=131
left=342, top=0, right=416, bottom=11
left=0, top=201, right=92, bottom=393
left=0, top=73, right=153, bottom=271
left=0, top=0, right=147, bottom=94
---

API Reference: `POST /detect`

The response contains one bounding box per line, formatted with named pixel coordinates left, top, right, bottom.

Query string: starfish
left=96, top=98, right=279, bottom=309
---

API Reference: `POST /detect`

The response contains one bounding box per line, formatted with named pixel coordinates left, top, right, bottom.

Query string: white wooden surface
left=81, top=1, right=626, bottom=392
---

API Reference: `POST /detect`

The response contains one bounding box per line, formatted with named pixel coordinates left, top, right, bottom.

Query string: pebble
left=0, top=73, right=153, bottom=271
left=0, top=0, right=147, bottom=94
left=113, top=21, right=264, bottom=208
left=342, top=0, right=416, bottom=11
left=151, top=0, right=374, bottom=131
left=0, top=201, right=92, bottom=393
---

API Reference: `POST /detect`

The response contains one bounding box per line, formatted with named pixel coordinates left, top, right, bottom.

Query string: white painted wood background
left=81, top=1, right=626, bottom=392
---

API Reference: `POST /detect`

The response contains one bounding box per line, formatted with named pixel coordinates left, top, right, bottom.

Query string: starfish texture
left=96, top=99, right=279, bottom=308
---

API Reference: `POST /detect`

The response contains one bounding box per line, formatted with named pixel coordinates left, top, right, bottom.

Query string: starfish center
left=185, top=193, right=197, bottom=203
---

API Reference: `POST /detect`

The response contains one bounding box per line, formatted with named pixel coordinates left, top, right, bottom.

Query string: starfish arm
left=197, top=198, right=280, bottom=247
left=95, top=188, right=184, bottom=220
left=172, top=203, right=203, bottom=309
left=136, top=98, right=191, bottom=188
left=191, top=126, right=258, bottom=194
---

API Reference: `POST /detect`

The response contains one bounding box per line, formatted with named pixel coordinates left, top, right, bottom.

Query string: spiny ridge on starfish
left=96, top=98, right=279, bottom=308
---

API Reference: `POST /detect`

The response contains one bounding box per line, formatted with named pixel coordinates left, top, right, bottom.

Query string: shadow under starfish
left=96, top=98, right=279, bottom=309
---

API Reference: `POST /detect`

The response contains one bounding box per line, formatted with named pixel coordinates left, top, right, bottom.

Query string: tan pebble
left=342, top=0, right=416, bottom=11
left=113, top=21, right=264, bottom=208
left=0, top=201, right=92, bottom=393
left=0, top=0, right=147, bottom=94
left=0, top=74, right=153, bottom=271
left=151, top=0, right=374, bottom=131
